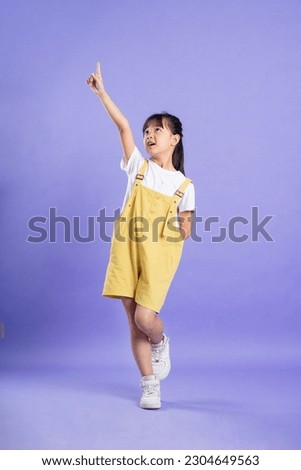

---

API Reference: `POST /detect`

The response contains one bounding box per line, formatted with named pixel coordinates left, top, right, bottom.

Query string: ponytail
left=172, top=138, right=185, bottom=175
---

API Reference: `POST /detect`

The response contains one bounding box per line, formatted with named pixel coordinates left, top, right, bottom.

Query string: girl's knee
left=134, top=307, right=156, bottom=333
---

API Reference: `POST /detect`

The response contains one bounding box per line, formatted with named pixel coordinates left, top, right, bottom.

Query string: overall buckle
left=175, top=189, right=184, bottom=198
left=136, top=174, right=144, bottom=180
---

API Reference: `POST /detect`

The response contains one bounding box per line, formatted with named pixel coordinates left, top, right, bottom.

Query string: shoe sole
left=140, top=403, right=161, bottom=409
left=153, top=360, right=171, bottom=380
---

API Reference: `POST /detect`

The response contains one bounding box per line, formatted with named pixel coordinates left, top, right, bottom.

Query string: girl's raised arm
left=86, top=62, right=135, bottom=162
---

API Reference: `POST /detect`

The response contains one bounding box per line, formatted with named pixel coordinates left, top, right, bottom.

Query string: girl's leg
left=134, top=304, right=163, bottom=345
left=121, top=297, right=164, bottom=376
left=121, top=296, right=153, bottom=376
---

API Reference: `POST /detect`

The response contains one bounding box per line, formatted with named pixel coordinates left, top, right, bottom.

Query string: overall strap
left=135, top=159, right=148, bottom=182
left=173, top=178, right=193, bottom=200
left=162, top=177, right=193, bottom=238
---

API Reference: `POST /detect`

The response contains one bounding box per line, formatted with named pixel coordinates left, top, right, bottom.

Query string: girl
left=87, top=62, right=195, bottom=410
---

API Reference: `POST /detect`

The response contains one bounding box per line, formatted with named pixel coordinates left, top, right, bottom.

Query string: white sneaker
left=140, top=375, right=161, bottom=409
left=151, top=334, right=171, bottom=380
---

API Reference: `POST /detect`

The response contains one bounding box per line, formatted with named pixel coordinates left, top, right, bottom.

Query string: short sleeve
left=120, top=146, right=145, bottom=175
left=178, top=182, right=195, bottom=212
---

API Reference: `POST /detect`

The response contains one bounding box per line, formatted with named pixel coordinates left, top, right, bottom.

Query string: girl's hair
left=142, top=112, right=185, bottom=175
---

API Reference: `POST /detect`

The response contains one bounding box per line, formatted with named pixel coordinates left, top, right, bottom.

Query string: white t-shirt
left=120, top=146, right=195, bottom=213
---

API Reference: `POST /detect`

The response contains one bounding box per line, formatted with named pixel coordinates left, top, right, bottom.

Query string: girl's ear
left=172, top=134, right=180, bottom=146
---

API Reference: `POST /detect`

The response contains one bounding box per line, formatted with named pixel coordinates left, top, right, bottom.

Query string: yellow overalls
left=102, top=158, right=192, bottom=313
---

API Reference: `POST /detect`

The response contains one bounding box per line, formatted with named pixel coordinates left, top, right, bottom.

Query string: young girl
left=87, top=62, right=195, bottom=410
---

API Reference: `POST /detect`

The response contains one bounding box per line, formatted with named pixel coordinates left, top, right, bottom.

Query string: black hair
left=142, top=112, right=185, bottom=175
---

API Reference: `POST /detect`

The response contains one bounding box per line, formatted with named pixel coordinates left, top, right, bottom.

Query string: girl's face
left=143, top=119, right=179, bottom=157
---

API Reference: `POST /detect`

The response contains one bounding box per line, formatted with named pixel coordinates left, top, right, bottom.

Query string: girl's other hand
left=86, top=62, right=106, bottom=97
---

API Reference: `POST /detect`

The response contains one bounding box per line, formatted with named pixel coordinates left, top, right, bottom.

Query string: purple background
left=1, top=0, right=300, bottom=450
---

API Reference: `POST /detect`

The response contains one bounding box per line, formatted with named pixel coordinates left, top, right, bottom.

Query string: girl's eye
left=155, top=127, right=161, bottom=132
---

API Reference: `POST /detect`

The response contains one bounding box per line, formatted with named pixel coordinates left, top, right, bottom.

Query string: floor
left=1, top=347, right=300, bottom=450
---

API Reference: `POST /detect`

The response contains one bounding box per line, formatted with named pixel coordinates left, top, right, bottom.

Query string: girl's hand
left=86, top=62, right=105, bottom=97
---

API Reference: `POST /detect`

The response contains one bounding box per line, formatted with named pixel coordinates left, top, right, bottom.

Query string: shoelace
left=141, top=382, right=160, bottom=396
left=152, top=348, right=161, bottom=363
left=151, top=338, right=165, bottom=362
